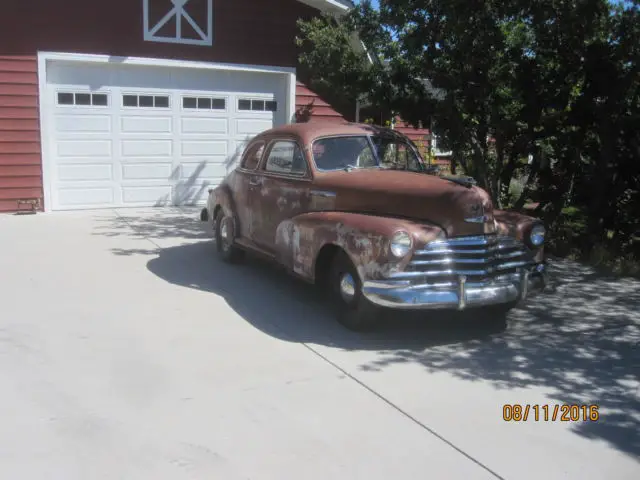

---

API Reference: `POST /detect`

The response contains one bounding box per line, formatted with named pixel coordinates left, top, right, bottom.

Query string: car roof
left=253, top=122, right=409, bottom=145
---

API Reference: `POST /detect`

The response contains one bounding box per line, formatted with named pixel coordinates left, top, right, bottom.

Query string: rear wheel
left=214, top=210, right=244, bottom=263
left=329, top=251, right=380, bottom=332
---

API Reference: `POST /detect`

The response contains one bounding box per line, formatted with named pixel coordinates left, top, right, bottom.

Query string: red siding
left=0, top=153, right=40, bottom=166
left=295, top=82, right=346, bottom=124
left=2, top=0, right=317, bottom=68
left=0, top=119, right=39, bottom=131
left=0, top=55, right=41, bottom=211
left=0, top=95, right=38, bottom=108
left=0, top=165, right=41, bottom=176
left=0, top=84, right=38, bottom=96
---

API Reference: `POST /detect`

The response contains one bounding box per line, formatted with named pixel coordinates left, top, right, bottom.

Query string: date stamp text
left=502, top=404, right=600, bottom=422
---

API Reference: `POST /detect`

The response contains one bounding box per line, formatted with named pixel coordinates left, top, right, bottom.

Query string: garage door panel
left=180, top=162, right=227, bottom=180
left=174, top=184, right=215, bottom=205
left=58, top=164, right=113, bottom=181
left=46, top=61, right=286, bottom=210
left=49, top=62, right=117, bottom=87
left=180, top=140, right=227, bottom=157
left=122, top=163, right=173, bottom=180
left=57, top=187, right=115, bottom=206
left=120, top=116, right=172, bottom=134
left=122, top=185, right=172, bottom=205
left=181, top=117, right=228, bottom=135
left=55, top=114, right=111, bottom=133
left=57, top=140, right=112, bottom=157
left=121, top=139, right=173, bottom=157
left=236, top=118, right=273, bottom=135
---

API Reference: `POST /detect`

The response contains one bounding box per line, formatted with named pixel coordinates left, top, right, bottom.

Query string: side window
left=241, top=142, right=265, bottom=170
left=264, top=141, right=307, bottom=176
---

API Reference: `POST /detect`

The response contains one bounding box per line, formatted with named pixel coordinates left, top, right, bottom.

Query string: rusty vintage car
left=203, top=123, right=548, bottom=331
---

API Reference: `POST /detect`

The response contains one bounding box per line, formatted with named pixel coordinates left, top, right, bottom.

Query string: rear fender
left=274, top=212, right=445, bottom=282
left=209, top=185, right=240, bottom=232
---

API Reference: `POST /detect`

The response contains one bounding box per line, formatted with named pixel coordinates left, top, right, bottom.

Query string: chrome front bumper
left=362, top=263, right=548, bottom=310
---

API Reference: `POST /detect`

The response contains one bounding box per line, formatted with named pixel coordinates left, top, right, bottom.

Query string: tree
left=296, top=15, right=374, bottom=121
left=297, top=0, right=640, bottom=264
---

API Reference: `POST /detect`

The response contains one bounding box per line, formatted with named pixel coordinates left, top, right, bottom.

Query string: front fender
left=274, top=212, right=444, bottom=282
left=494, top=209, right=545, bottom=261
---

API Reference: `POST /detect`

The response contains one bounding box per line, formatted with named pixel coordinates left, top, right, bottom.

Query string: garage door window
left=238, top=99, right=277, bottom=112
left=182, top=96, right=226, bottom=110
left=57, top=92, right=109, bottom=107
left=122, top=94, right=170, bottom=108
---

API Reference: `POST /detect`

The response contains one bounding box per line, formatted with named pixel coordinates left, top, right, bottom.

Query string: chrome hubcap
left=219, top=217, right=232, bottom=251
left=220, top=220, right=229, bottom=240
left=339, top=272, right=356, bottom=303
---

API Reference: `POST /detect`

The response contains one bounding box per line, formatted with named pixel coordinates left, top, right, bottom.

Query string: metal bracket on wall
left=15, top=198, right=41, bottom=215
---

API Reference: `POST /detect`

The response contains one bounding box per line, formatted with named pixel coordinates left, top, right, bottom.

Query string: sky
left=353, top=0, right=379, bottom=7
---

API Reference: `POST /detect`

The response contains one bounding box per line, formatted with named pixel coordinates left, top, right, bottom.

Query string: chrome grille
left=390, top=235, right=535, bottom=284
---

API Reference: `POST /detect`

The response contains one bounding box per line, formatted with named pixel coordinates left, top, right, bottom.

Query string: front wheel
left=329, top=251, right=381, bottom=332
left=475, top=302, right=516, bottom=329
left=214, top=211, right=244, bottom=263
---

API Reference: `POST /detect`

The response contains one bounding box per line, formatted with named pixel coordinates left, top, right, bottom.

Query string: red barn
left=0, top=0, right=350, bottom=212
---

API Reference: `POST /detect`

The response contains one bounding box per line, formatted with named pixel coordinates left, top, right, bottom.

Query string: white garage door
left=43, top=60, right=288, bottom=210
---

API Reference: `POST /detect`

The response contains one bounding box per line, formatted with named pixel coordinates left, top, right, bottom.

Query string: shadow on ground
left=102, top=212, right=640, bottom=459
left=92, top=207, right=209, bottom=241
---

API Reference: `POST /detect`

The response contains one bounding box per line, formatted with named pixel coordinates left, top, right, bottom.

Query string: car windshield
left=311, top=134, right=423, bottom=172
left=312, top=136, right=378, bottom=171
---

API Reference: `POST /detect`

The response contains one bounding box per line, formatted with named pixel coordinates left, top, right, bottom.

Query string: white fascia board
left=37, top=51, right=295, bottom=75
left=296, top=0, right=351, bottom=14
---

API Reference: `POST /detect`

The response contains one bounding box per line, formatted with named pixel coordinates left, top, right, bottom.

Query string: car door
left=231, top=140, right=266, bottom=241
left=251, top=138, right=312, bottom=252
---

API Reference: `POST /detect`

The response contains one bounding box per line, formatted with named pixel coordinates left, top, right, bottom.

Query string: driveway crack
left=299, top=342, right=506, bottom=480
left=113, top=209, right=163, bottom=250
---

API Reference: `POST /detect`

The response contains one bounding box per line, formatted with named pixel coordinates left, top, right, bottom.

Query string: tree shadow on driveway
left=114, top=240, right=506, bottom=349
left=109, top=227, right=640, bottom=460
left=93, top=207, right=209, bottom=241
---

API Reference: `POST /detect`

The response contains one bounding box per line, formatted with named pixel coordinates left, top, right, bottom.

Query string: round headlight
left=530, top=224, right=546, bottom=247
left=390, top=231, right=413, bottom=257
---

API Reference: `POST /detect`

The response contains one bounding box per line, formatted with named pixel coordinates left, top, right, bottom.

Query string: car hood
left=312, top=169, right=497, bottom=237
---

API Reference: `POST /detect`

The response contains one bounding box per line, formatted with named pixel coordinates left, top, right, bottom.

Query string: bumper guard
left=362, top=263, right=548, bottom=310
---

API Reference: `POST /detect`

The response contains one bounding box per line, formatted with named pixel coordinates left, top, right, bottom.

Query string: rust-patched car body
left=205, top=123, right=548, bottom=330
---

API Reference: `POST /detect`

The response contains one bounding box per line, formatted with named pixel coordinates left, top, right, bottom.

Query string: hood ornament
left=464, top=203, right=491, bottom=223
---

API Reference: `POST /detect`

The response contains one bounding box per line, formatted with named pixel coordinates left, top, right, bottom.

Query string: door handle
left=248, top=177, right=261, bottom=186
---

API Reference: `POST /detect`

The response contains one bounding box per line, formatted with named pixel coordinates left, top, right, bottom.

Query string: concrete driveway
left=0, top=208, right=638, bottom=480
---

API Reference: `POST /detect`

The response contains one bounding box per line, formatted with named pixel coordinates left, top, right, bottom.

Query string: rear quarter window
left=241, top=142, right=265, bottom=170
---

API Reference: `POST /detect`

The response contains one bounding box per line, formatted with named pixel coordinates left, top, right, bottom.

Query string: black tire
left=214, top=210, right=244, bottom=263
left=328, top=251, right=381, bottom=332
left=477, top=301, right=516, bottom=329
